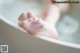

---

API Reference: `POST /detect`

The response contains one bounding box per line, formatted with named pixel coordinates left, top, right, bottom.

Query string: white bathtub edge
left=0, top=15, right=80, bottom=49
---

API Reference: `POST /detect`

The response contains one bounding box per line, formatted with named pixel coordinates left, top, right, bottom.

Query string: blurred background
left=0, top=0, right=80, bottom=44
left=0, top=0, right=80, bottom=53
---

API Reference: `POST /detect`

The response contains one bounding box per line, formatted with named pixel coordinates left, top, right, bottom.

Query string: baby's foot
left=18, top=12, right=57, bottom=38
left=18, top=12, right=44, bottom=34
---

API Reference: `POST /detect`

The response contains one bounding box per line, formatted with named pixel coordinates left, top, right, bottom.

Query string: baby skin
left=18, top=4, right=60, bottom=38
left=18, top=5, right=60, bottom=38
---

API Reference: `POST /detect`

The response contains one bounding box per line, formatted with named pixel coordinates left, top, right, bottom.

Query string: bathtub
left=0, top=0, right=80, bottom=53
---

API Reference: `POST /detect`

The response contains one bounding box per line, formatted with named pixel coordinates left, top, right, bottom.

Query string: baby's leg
left=41, top=4, right=60, bottom=38
left=44, top=4, right=60, bottom=26
left=40, top=0, right=70, bottom=36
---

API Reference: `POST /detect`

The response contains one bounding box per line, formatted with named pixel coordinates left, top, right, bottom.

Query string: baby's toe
left=27, top=11, right=35, bottom=18
left=18, top=13, right=25, bottom=21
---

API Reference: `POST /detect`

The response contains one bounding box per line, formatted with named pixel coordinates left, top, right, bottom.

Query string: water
left=0, top=0, right=42, bottom=23
left=56, top=15, right=80, bottom=44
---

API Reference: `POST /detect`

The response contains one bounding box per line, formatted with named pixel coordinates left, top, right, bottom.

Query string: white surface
left=0, top=15, right=80, bottom=53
